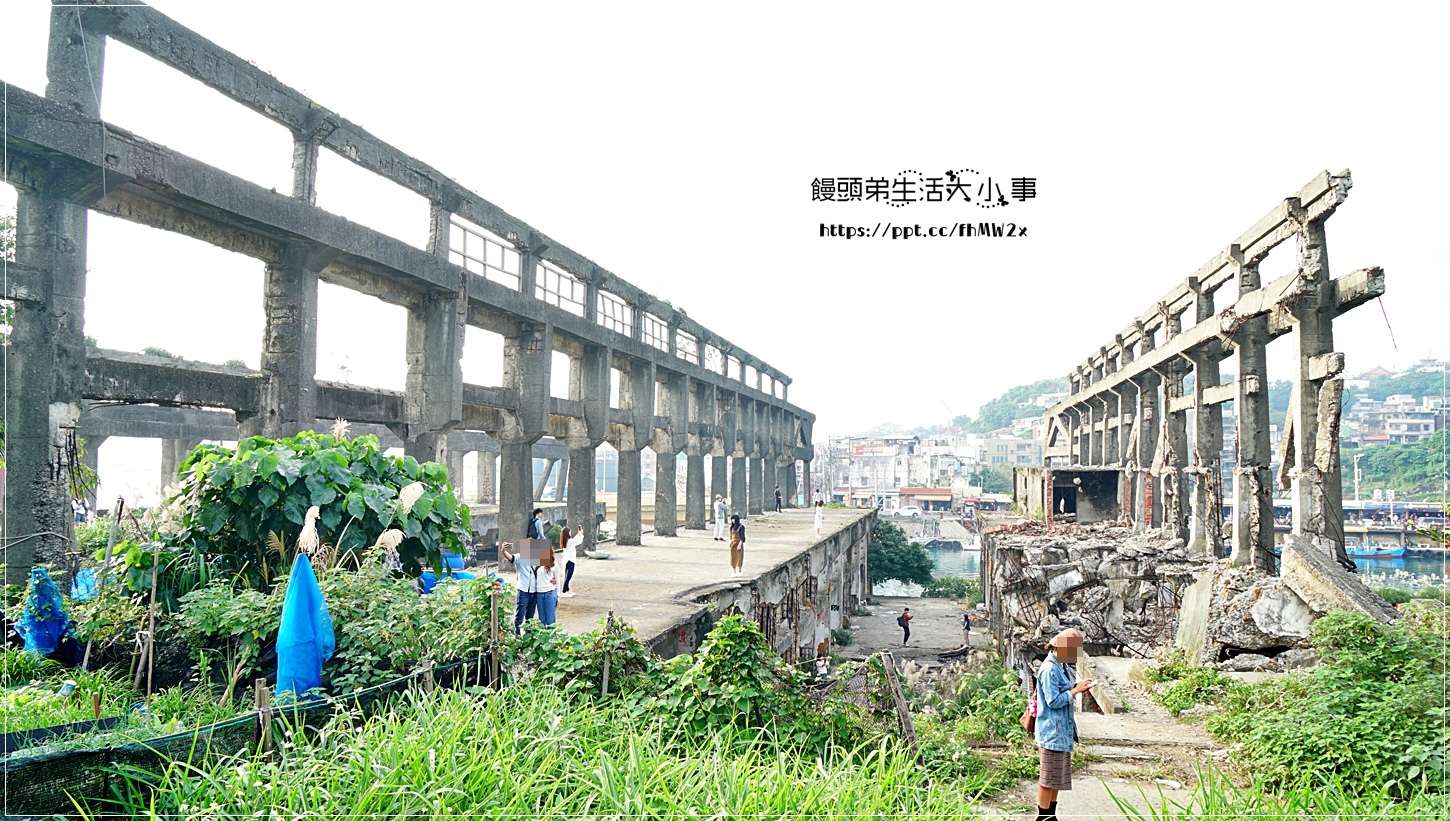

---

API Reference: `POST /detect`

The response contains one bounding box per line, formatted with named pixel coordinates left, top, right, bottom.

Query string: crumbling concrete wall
left=648, top=512, right=873, bottom=660
left=981, top=518, right=1210, bottom=658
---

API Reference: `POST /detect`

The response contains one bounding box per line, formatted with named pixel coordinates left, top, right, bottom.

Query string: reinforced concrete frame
left=1039, top=170, right=1383, bottom=572
left=1, top=2, right=814, bottom=584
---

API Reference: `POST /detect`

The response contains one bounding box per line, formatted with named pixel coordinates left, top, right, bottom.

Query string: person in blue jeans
left=534, top=548, right=559, bottom=627
left=1033, top=628, right=1096, bottom=821
left=500, top=541, right=537, bottom=634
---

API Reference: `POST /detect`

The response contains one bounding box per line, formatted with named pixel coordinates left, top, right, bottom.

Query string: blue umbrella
left=15, top=568, right=70, bottom=655
left=275, top=554, right=335, bottom=698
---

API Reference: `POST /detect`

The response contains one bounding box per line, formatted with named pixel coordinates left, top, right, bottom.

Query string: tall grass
left=95, top=686, right=988, bottom=819
left=1106, top=766, right=1448, bottom=819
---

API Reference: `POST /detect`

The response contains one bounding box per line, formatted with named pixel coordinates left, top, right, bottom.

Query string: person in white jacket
left=713, top=495, right=728, bottom=541
left=814, top=500, right=825, bottom=537
left=560, top=526, right=583, bottom=598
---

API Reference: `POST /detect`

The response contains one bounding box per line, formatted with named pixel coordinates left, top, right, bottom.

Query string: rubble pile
left=985, top=522, right=1211, bottom=652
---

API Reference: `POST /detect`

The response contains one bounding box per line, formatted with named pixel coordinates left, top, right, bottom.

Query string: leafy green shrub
left=1143, top=647, right=1191, bottom=683
left=1206, top=606, right=1449, bottom=797
left=923, top=575, right=983, bottom=603
left=1376, top=586, right=1412, bottom=605
left=161, top=431, right=469, bottom=589
left=831, top=627, right=853, bottom=646
left=1155, top=666, right=1230, bottom=716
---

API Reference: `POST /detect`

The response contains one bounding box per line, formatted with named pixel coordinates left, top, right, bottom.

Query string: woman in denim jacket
left=1034, top=628, right=1095, bottom=821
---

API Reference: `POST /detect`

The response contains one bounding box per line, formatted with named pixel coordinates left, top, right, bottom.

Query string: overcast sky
left=3, top=0, right=1447, bottom=450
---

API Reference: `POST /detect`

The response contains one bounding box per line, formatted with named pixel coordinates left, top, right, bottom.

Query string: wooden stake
left=601, top=609, right=614, bottom=698
left=143, top=540, right=162, bottom=699
left=420, top=659, right=435, bottom=694
left=254, top=678, right=272, bottom=754
left=489, top=587, right=500, bottom=690
left=880, top=651, right=919, bottom=757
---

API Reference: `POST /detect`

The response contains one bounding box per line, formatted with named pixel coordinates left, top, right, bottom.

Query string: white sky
left=3, top=0, right=1447, bottom=452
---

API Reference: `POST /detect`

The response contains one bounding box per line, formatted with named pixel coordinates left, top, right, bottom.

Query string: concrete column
left=748, top=456, right=765, bottom=515
left=1134, top=373, right=1162, bottom=530
left=1161, top=358, right=1190, bottom=544
left=81, top=435, right=107, bottom=511
left=1288, top=218, right=1347, bottom=564
left=615, top=358, right=654, bottom=546
left=534, top=457, right=557, bottom=501
left=685, top=453, right=706, bottom=529
left=566, top=446, right=595, bottom=543
left=5, top=191, right=90, bottom=584
left=160, top=438, right=202, bottom=489
left=784, top=458, right=799, bottom=507
left=1232, top=259, right=1275, bottom=571
left=710, top=454, right=728, bottom=518
left=476, top=451, right=497, bottom=503
left=564, top=343, right=610, bottom=551
left=617, top=448, right=642, bottom=544
left=731, top=455, right=748, bottom=518
left=446, top=448, right=466, bottom=496
left=1188, top=351, right=1224, bottom=558
left=243, top=241, right=319, bottom=439
left=497, top=321, right=552, bottom=548
left=655, top=452, right=678, bottom=536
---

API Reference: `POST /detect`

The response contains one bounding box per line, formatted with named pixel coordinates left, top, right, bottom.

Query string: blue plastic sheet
left=275, top=554, right=335, bottom=698
left=69, top=568, right=98, bottom=601
left=15, top=568, right=70, bottom=656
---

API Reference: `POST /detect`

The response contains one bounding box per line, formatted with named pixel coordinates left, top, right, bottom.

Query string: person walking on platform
left=897, top=607, right=913, bottom=646
left=814, top=500, right=825, bottom=537
left=774, top=486, right=783, bottom=513
left=728, top=514, right=747, bottom=577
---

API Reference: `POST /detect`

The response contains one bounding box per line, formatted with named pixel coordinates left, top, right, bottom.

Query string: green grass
left=1106, top=765, right=1448, bottom=819
left=94, top=686, right=991, bottom=819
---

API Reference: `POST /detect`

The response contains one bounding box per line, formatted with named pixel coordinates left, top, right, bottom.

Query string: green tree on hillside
left=953, top=377, right=1068, bottom=434
left=1342, top=429, right=1448, bottom=499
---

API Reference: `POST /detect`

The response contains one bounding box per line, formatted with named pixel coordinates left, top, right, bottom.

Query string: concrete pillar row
left=730, top=455, right=749, bottom=519
left=614, top=358, right=655, bottom=546
left=1231, top=259, right=1275, bottom=571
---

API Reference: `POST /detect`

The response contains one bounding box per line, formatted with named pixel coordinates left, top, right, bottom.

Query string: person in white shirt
left=534, top=549, right=559, bottom=627
left=713, top=495, right=728, bottom=541
left=560, top=526, right=583, bottom=598
left=814, top=500, right=825, bottom=537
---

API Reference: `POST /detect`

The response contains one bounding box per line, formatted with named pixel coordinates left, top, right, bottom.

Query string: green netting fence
left=2, top=653, right=495, bottom=819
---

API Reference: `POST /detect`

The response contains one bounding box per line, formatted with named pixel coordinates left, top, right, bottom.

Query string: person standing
left=534, top=547, right=559, bottom=627
left=500, top=541, right=537, bottom=635
left=898, top=607, right=913, bottom=646
left=728, top=514, right=746, bottom=577
left=774, top=486, right=783, bottom=513
left=814, top=500, right=825, bottom=537
left=560, top=526, right=582, bottom=598
left=713, top=495, right=728, bottom=541
left=962, top=612, right=973, bottom=647
left=1034, top=628, right=1096, bottom=821
left=527, top=508, right=545, bottom=540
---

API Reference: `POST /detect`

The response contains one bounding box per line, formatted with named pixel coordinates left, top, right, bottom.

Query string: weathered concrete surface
left=981, top=520, right=1210, bottom=657
left=1281, top=535, right=1399, bottom=623
left=497, top=508, right=869, bottom=657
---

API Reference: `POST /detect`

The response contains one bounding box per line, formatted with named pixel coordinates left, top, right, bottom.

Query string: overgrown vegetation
left=923, top=575, right=983, bottom=604
left=1145, top=603, right=1448, bottom=799
left=867, top=519, right=933, bottom=586
left=1342, top=429, right=1449, bottom=499
left=158, top=430, right=469, bottom=590
left=95, top=685, right=984, bottom=820
left=951, top=376, right=1068, bottom=433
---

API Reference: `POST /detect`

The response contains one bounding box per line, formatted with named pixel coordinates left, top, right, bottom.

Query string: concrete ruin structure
left=1033, top=170, right=1384, bottom=570
left=992, top=171, right=1401, bottom=668
left=1, top=3, right=813, bottom=585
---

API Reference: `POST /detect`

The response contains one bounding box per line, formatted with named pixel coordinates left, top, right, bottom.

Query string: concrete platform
left=497, top=508, right=868, bottom=644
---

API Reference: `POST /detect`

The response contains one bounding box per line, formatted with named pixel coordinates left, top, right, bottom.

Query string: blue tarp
left=15, top=568, right=70, bottom=656
left=275, top=554, right=335, bottom=698
left=69, top=568, right=98, bottom=601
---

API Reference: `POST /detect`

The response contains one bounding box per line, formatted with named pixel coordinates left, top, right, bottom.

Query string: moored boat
left=1346, top=544, right=1408, bottom=559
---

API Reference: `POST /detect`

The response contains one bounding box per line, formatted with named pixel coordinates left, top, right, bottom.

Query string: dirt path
left=846, top=597, right=1228, bottom=819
